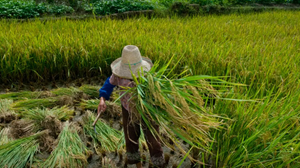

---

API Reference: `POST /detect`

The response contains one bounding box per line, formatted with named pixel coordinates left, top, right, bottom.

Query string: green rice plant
left=41, top=121, right=91, bottom=168
left=83, top=111, right=123, bottom=151
left=23, top=106, right=74, bottom=122
left=0, top=131, right=46, bottom=168
left=1, top=11, right=300, bottom=97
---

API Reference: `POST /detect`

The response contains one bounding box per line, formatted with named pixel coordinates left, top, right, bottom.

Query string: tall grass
left=0, top=11, right=299, bottom=96
left=203, top=86, right=300, bottom=167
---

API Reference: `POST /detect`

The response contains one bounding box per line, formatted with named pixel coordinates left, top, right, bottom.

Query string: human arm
left=98, top=76, right=116, bottom=114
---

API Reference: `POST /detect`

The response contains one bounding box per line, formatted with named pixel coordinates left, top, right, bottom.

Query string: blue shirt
left=99, top=77, right=116, bottom=100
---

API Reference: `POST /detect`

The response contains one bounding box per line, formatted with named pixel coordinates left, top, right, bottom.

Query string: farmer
left=98, top=45, right=165, bottom=168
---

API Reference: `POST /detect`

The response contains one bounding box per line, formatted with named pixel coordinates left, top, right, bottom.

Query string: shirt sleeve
left=99, top=76, right=117, bottom=100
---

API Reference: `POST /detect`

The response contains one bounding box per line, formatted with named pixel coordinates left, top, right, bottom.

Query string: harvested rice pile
left=0, top=84, right=200, bottom=167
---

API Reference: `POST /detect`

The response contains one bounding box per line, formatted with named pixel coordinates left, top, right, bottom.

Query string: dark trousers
left=122, top=106, right=164, bottom=167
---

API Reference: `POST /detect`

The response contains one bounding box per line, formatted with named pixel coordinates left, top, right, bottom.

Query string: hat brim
left=111, top=57, right=153, bottom=79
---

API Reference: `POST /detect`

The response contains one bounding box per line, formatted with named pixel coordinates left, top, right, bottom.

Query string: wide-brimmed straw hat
left=111, top=45, right=153, bottom=79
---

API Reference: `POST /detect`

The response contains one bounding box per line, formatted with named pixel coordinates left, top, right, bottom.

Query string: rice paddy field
left=0, top=11, right=300, bottom=167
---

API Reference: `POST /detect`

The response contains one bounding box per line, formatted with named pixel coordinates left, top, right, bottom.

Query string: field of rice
left=0, top=11, right=300, bottom=167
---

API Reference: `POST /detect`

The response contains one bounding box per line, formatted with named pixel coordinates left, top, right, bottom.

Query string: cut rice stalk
left=0, top=91, right=37, bottom=100
left=79, top=99, right=100, bottom=110
left=41, top=121, right=92, bottom=168
left=0, top=131, right=46, bottom=168
left=0, top=128, right=11, bottom=145
left=22, top=108, right=65, bottom=138
left=0, top=85, right=99, bottom=101
left=0, top=99, right=16, bottom=123
left=0, top=99, right=13, bottom=113
left=51, top=87, right=81, bottom=97
left=9, top=119, right=34, bottom=139
left=83, top=111, right=123, bottom=151
left=79, top=85, right=99, bottom=98
left=23, top=106, right=74, bottom=122
left=11, top=98, right=58, bottom=112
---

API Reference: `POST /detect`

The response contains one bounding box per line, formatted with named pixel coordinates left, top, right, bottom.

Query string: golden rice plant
left=0, top=11, right=299, bottom=96
left=1, top=11, right=300, bottom=167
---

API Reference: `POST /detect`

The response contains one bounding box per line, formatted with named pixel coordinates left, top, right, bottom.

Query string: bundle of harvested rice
left=22, top=107, right=73, bottom=152
left=41, top=121, right=92, bottom=168
left=0, top=85, right=101, bottom=102
left=79, top=99, right=100, bottom=110
left=123, top=59, right=240, bottom=158
left=23, top=106, right=74, bottom=122
left=0, top=91, right=37, bottom=100
left=0, top=131, right=46, bottom=168
left=9, top=119, right=34, bottom=139
left=51, top=87, right=81, bottom=97
left=79, top=85, right=99, bottom=99
left=11, top=98, right=58, bottom=112
left=52, top=87, right=90, bottom=100
left=0, top=99, right=16, bottom=123
left=83, top=111, right=123, bottom=151
left=0, top=128, right=11, bottom=145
